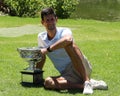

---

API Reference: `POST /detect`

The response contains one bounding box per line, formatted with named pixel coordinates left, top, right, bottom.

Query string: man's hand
left=40, top=48, right=48, bottom=54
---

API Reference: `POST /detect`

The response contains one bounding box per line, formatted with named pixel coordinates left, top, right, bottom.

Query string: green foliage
left=4, top=0, right=79, bottom=18
left=4, top=0, right=42, bottom=17
left=42, top=0, right=79, bottom=18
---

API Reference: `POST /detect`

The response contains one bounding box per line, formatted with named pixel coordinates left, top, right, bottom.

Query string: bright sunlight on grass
left=0, top=16, right=120, bottom=96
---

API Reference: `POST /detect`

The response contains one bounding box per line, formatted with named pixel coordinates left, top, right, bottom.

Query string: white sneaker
left=83, top=81, right=93, bottom=95
left=90, top=79, right=108, bottom=90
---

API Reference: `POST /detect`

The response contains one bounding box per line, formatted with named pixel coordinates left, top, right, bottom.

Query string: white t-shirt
left=38, top=27, right=73, bottom=73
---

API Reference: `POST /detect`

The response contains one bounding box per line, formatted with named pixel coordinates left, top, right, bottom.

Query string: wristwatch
left=47, top=46, right=52, bottom=52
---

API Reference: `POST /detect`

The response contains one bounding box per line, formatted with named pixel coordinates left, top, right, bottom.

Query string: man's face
left=41, top=14, right=57, bottom=31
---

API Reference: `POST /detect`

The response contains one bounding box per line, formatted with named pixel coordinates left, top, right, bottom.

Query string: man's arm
left=40, top=35, right=73, bottom=54
left=36, top=54, right=46, bottom=69
left=50, top=35, right=73, bottom=50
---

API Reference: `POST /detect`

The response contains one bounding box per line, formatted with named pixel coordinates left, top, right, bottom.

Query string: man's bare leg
left=65, top=43, right=89, bottom=82
left=64, top=43, right=93, bottom=94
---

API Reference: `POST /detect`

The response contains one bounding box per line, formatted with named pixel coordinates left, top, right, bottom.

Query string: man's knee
left=66, top=42, right=79, bottom=49
left=73, top=43, right=80, bottom=50
left=44, top=77, right=55, bottom=89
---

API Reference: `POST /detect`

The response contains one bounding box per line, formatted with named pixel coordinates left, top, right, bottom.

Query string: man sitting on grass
left=37, top=7, right=108, bottom=95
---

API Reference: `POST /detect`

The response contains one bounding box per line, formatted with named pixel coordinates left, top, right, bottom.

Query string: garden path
left=0, top=25, right=45, bottom=37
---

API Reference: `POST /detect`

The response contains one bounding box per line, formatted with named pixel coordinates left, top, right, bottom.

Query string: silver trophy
left=17, top=47, right=44, bottom=84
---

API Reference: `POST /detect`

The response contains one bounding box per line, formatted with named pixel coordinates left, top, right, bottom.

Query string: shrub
left=4, top=0, right=42, bottom=17
left=4, top=0, right=79, bottom=18
left=42, top=0, right=79, bottom=18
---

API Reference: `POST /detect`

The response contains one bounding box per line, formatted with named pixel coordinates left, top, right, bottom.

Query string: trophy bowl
left=17, top=47, right=43, bottom=71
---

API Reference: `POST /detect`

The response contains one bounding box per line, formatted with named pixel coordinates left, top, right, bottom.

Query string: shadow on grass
left=20, top=82, right=108, bottom=95
left=20, top=82, right=44, bottom=88
left=68, top=89, right=83, bottom=94
left=44, top=88, right=83, bottom=94
left=20, top=82, right=83, bottom=94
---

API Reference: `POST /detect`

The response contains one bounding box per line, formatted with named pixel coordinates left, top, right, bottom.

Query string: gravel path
left=0, top=25, right=45, bottom=37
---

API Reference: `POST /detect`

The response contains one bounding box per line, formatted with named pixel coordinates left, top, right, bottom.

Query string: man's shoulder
left=57, top=27, right=72, bottom=34
left=57, top=27, right=71, bottom=31
left=38, top=31, right=47, bottom=37
left=57, top=27, right=72, bottom=37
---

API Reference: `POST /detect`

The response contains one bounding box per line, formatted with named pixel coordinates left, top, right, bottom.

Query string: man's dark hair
left=41, top=7, right=56, bottom=20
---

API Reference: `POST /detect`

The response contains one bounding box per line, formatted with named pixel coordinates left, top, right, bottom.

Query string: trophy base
left=21, top=69, right=44, bottom=85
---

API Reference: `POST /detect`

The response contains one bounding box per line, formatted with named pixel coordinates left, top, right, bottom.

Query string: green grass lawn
left=0, top=16, right=120, bottom=96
